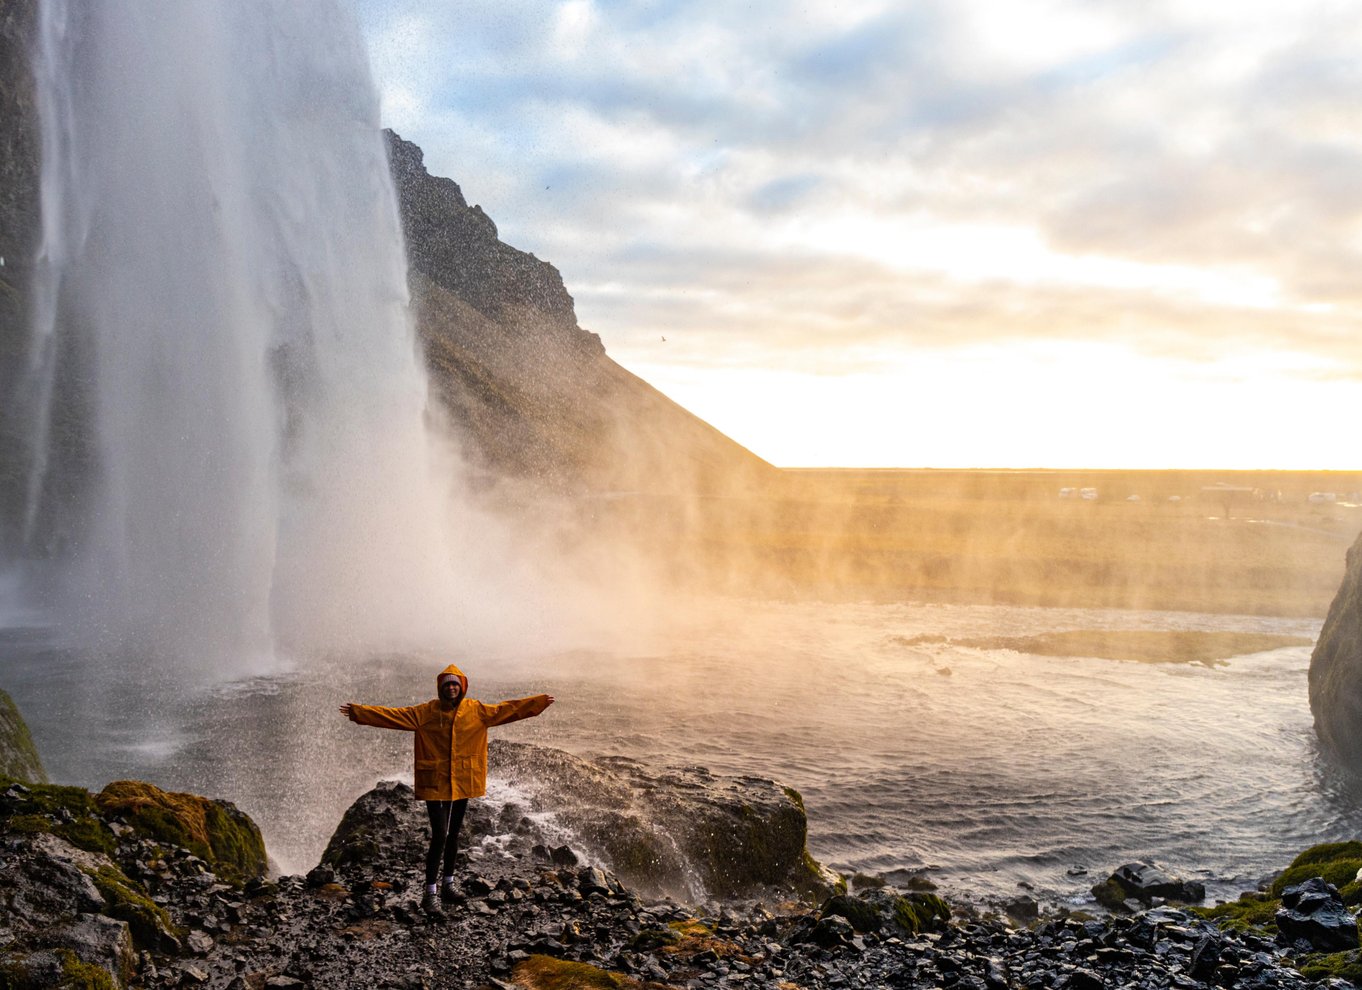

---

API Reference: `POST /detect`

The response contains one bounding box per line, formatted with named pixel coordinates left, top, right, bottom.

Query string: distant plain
left=587, top=469, right=1362, bottom=618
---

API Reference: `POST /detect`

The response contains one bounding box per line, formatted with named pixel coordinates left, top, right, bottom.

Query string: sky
left=353, top=0, right=1362, bottom=469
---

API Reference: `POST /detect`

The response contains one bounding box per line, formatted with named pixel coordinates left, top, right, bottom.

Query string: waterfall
left=20, top=0, right=465, bottom=672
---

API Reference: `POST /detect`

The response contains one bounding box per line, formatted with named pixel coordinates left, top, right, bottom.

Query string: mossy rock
left=0, top=776, right=117, bottom=857
left=1299, top=949, right=1362, bottom=984
left=821, top=893, right=882, bottom=932
left=0, top=689, right=46, bottom=783
left=1091, top=877, right=1129, bottom=912
left=96, top=780, right=265, bottom=884
left=893, top=892, right=952, bottom=934
left=86, top=864, right=182, bottom=952
left=1270, top=841, right=1362, bottom=904
left=511, top=953, right=640, bottom=989
left=55, top=950, right=120, bottom=990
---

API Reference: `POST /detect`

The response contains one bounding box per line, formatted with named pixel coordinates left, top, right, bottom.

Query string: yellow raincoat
left=348, top=663, right=551, bottom=801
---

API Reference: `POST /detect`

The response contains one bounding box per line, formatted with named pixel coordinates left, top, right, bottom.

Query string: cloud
left=354, top=0, right=1362, bottom=384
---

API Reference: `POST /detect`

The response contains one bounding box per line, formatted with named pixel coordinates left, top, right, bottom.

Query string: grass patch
left=1299, top=950, right=1362, bottom=984
left=1196, top=892, right=1280, bottom=932
left=0, top=776, right=117, bottom=857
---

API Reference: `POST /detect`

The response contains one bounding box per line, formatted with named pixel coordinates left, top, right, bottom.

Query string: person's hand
left=545, top=696, right=555, bottom=706
left=338, top=703, right=354, bottom=720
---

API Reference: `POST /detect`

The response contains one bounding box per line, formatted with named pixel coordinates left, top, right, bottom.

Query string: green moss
left=1270, top=842, right=1362, bottom=903
left=87, top=864, right=181, bottom=951
left=0, top=690, right=47, bottom=783
left=1194, top=892, right=1279, bottom=933
left=821, top=894, right=882, bottom=932
left=1091, top=877, right=1129, bottom=911
left=0, top=777, right=117, bottom=856
left=55, top=950, right=118, bottom=990
left=1299, top=949, right=1362, bottom=983
left=893, top=893, right=951, bottom=934
left=96, top=781, right=265, bottom=885
left=511, top=954, right=637, bottom=990
left=667, top=918, right=712, bottom=938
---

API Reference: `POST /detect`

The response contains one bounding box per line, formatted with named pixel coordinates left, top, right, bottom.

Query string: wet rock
left=1103, top=862, right=1205, bottom=905
left=1310, top=530, right=1362, bottom=764
left=1275, top=877, right=1360, bottom=952
left=489, top=740, right=834, bottom=900
left=1005, top=896, right=1039, bottom=924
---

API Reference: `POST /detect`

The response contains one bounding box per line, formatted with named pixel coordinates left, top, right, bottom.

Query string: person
left=339, top=663, right=554, bottom=916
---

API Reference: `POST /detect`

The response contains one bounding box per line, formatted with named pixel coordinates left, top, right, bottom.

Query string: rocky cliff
left=1309, top=531, right=1362, bottom=764
left=386, top=131, right=773, bottom=496
left=0, top=6, right=772, bottom=555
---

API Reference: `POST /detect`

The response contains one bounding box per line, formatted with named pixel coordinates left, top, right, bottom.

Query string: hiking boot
left=420, top=889, right=443, bottom=916
left=440, top=879, right=465, bottom=905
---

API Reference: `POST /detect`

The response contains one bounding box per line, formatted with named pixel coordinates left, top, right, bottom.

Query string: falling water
left=21, top=0, right=465, bottom=672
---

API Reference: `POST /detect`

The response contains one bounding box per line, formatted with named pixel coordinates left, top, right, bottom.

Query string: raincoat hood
left=436, top=663, right=468, bottom=699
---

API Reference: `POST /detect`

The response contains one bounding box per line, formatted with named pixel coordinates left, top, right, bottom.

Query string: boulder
left=1102, top=862, right=1205, bottom=905
left=489, top=740, right=834, bottom=901
left=1310, top=531, right=1362, bottom=765
left=0, top=687, right=47, bottom=782
left=96, top=780, right=266, bottom=884
left=322, top=742, right=834, bottom=903
left=1275, top=877, right=1360, bottom=953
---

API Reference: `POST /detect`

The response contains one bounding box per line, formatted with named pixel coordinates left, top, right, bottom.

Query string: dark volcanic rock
left=1275, top=877, right=1360, bottom=953
left=1310, top=530, right=1362, bottom=764
left=1103, top=861, right=1206, bottom=905
left=487, top=739, right=834, bottom=901
left=324, top=744, right=832, bottom=904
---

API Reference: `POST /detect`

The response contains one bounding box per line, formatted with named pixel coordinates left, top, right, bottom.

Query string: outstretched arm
left=340, top=703, right=422, bottom=730
left=478, top=695, right=554, bottom=727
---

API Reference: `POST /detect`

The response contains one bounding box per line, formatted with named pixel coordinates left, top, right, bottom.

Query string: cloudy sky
left=354, top=0, right=1362, bottom=469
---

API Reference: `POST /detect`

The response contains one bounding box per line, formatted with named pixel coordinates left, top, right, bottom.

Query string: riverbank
left=3, top=760, right=1360, bottom=990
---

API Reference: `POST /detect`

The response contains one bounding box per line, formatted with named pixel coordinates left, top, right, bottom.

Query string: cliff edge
left=1309, top=532, right=1362, bottom=764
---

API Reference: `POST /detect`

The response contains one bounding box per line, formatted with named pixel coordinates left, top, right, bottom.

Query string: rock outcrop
left=1310, top=531, right=1362, bottom=764
left=1275, top=877, right=1360, bottom=953
left=387, top=130, right=774, bottom=496
left=487, top=740, right=833, bottom=900
left=322, top=743, right=833, bottom=904
left=0, top=688, right=45, bottom=782
left=1091, top=861, right=1207, bottom=911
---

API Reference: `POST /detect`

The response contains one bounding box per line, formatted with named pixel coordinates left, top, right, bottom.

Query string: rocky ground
left=4, top=763, right=1362, bottom=990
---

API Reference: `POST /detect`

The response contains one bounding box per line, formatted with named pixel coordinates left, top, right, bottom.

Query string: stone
left=1275, top=877, right=1360, bottom=952
left=1104, top=862, right=1205, bottom=904
left=1005, top=896, right=1040, bottom=924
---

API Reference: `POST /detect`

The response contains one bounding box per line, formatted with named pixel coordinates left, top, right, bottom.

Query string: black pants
left=424, top=799, right=468, bottom=885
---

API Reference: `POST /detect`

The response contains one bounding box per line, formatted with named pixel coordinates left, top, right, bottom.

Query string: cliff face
left=386, top=131, right=773, bottom=496
left=1309, top=532, right=1362, bottom=764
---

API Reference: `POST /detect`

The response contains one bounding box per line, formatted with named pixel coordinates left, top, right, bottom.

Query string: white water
left=23, top=0, right=467, bottom=671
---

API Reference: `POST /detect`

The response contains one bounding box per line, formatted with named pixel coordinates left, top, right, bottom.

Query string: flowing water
left=16, top=0, right=478, bottom=671
left=3, top=598, right=1359, bottom=910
